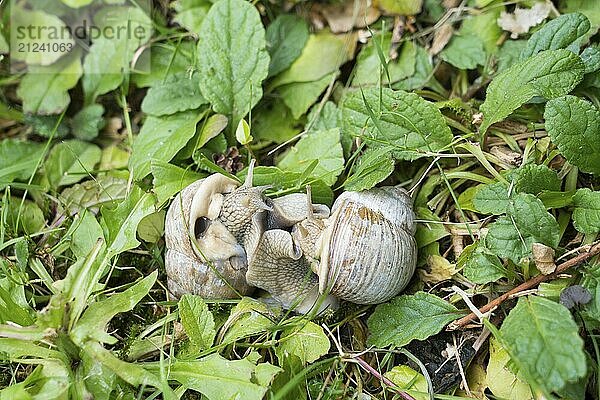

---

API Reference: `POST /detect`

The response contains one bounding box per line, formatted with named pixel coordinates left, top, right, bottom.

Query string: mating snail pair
left=165, top=162, right=418, bottom=313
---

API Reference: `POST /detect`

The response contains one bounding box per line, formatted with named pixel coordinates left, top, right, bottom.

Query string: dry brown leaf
left=497, top=2, right=552, bottom=38
left=320, top=0, right=381, bottom=33
left=532, top=242, right=556, bottom=275
left=429, top=23, right=454, bottom=55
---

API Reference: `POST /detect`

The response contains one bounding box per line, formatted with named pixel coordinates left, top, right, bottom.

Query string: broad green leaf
left=221, top=298, right=275, bottom=344
left=71, top=272, right=157, bottom=345
left=414, top=207, right=450, bottom=249
left=59, top=175, right=128, bottom=215
left=486, top=337, right=533, bottom=400
left=198, top=0, right=269, bottom=131
left=10, top=7, right=73, bottom=65
left=61, top=0, right=93, bottom=7
left=278, top=72, right=336, bottom=119
left=473, top=182, right=510, bottom=215
left=581, top=263, right=600, bottom=323
left=439, top=34, right=486, bottom=70
left=82, top=7, right=153, bottom=102
left=510, top=163, right=561, bottom=194
left=101, top=186, right=157, bottom=256
left=560, top=0, right=600, bottom=32
left=141, top=72, right=207, bottom=116
left=479, top=49, right=585, bottom=134
left=343, top=147, right=394, bottom=191
left=485, top=216, right=531, bottom=263
left=277, top=128, right=344, bottom=186
left=6, top=197, right=44, bottom=241
left=178, top=294, right=216, bottom=353
left=499, top=296, right=586, bottom=395
left=521, top=13, right=590, bottom=59
left=17, top=50, right=82, bottom=114
left=461, top=7, right=504, bottom=55
left=266, top=15, right=309, bottom=77
left=71, top=104, right=105, bottom=141
left=352, top=35, right=416, bottom=86
left=270, top=32, right=355, bottom=88
left=130, top=111, right=202, bottom=180
left=80, top=350, right=116, bottom=400
left=137, top=211, right=165, bottom=243
left=69, top=211, right=104, bottom=260
left=581, top=45, right=600, bottom=73
left=385, top=366, right=428, bottom=400
left=572, top=188, right=600, bottom=233
left=132, top=42, right=195, bottom=88
left=150, top=160, right=203, bottom=205
left=342, top=87, right=453, bottom=160
left=0, top=139, right=45, bottom=183
left=159, top=354, right=280, bottom=400
left=173, top=0, right=212, bottom=33
left=45, top=140, right=102, bottom=189
left=544, top=95, right=600, bottom=175
left=0, top=32, right=8, bottom=53
left=394, top=44, right=435, bottom=91
left=276, top=320, right=330, bottom=365
left=367, top=291, right=462, bottom=347
left=496, top=40, right=527, bottom=73
left=253, top=101, right=302, bottom=144
left=25, top=114, right=69, bottom=138
left=378, top=0, right=422, bottom=15
left=307, top=101, right=340, bottom=132
left=459, top=243, right=507, bottom=285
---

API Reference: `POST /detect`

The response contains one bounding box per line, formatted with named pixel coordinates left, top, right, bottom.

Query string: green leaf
left=235, top=119, right=253, bottom=145
left=473, top=182, right=510, bottom=215
left=394, top=44, right=435, bottom=91
left=4, top=197, right=45, bottom=235
left=276, top=320, right=330, bottom=365
left=0, top=139, right=45, bottom=183
left=414, top=207, right=450, bottom=249
left=141, top=72, right=207, bottom=116
left=343, top=87, right=453, bottom=160
left=253, top=101, right=302, bottom=144
left=132, top=42, right=196, bottom=88
left=277, top=128, right=344, bottom=186
left=178, top=294, right=216, bottom=353
left=459, top=243, right=507, bottom=285
left=270, top=32, right=355, bottom=88
left=173, top=0, right=212, bottom=33
left=439, top=34, right=486, bottom=70
left=159, top=354, right=280, bottom=400
left=59, top=175, right=128, bottom=216
left=580, top=45, right=600, bottom=73
left=101, top=186, right=156, bottom=256
left=307, top=101, right=340, bottom=132
left=10, top=7, right=74, bottom=65
left=496, top=40, right=527, bottom=73
left=479, top=49, right=585, bottom=134
left=572, top=188, right=600, bottom=233
left=352, top=35, right=416, bottom=86
left=544, top=95, right=600, bottom=175
left=266, top=15, right=309, bottom=77
left=367, top=291, right=461, bottom=347
left=499, top=296, right=586, bottom=395
left=130, top=111, right=203, bottom=180
left=45, top=140, right=102, bottom=189
left=150, top=160, right=203, bottom=205
left=69, top=211, right=104, bottom=260
left=0, top=32, right=8, bottom=54
left=461, top=7, right=504, bottom=55
left=343, top=147, right=394, bottom=191
left=521, top=13, right=590, bottom=59
left=71, top=104, right=105, bottom=141
left=510, top=163, right=561, bottom=194
left=137, top=211, right=165, bottom=243
left=378, top=0, right=422, bottom=15
left=485, top=216, right=531, bottom=263
left=486, top=337, right=533, bottom=400
left=385, top=365, right=428, bottom=400
left=197, top=0, right=269, bottom=131
left=220, top=298, right=275, bottom=344
left=17, top=50, right=82, bottom=115
left=278, top=72, right=336, bottom=119
left=581, top=263, right=600, bottom=323
left=71, top=272, right=157, bottom=345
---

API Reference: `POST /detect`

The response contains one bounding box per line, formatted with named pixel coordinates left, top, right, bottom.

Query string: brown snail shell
left=316, top=186, right=417, bottom=304
left=164, top=177, right=253, bottom=299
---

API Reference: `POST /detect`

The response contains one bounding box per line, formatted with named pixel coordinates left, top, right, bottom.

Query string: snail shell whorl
left=318, top=186, right=417, bottom=304
left=164, top=179, right=253, bottom=299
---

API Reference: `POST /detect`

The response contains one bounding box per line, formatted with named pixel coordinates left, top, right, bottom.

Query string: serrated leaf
left=439, top=34, right=486, bottom=70
left=352, top=34, right=416, bottom=86
left=276, top=320, right=330, bottom=365
left=473, top=182, right=510, bottom=215
left=59, top=175, right=128, bottom=215
left=459, top=243, right=507, bottom=285
left=499, top=296, right=586, bottom=395
left=101, top=186, right=156, bottom=256
left=544, top=95, right=600, bottom=175
left=45, top=140, right=102, bottom=189
left=158, top=354, right=280, bottom=400
left=367, top=292, right=462, bottom=348
left=173, top=0, right=212, bottom=33
left=485, top=216, right=531, bottom=263
left=343, top=87, right=453, bottom=160
left=130, top=111, right=202, bottom=180
left=71, top=104, right=105, bottom=141
left=343, top=147, right=394, bottom=191
left=178, top=294, right=215, bottom=353
left=572, top=188, right=600, bottom=233
left=17, top=50, right=82, bottom=115
left=266, top=15, right=309, bottom=77
left=521, top=13, right=590, bottom=59
left=479, top=49, right=585, bottom=134
left=510, top=163, right=561, bottom=194
left=141, top=72, right=207, bottom=116
left=198, top=0, right=269, bottom=131
left=277, top=128, right=344, bottom=186
left=151, top=161, right=203, bottom=205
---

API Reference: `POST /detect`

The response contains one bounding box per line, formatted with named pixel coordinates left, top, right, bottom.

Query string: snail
left=164, top=162, right=417, bottom=312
